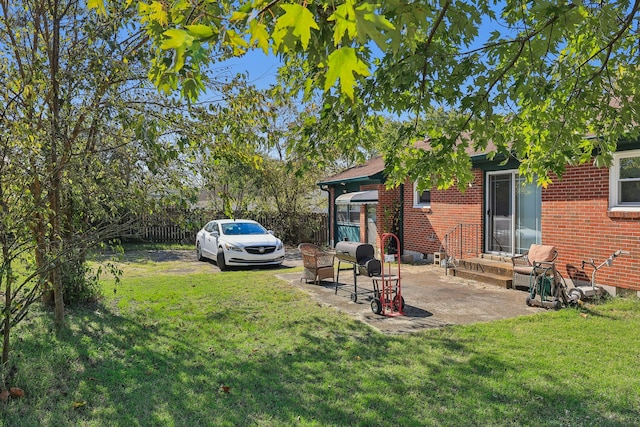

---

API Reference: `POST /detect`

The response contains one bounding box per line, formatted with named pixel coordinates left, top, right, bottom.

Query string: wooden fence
left=117, top=209, right=329, bottom=247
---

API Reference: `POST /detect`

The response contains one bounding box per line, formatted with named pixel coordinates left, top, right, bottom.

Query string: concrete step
left=449, top=268, right=513, bottom=288
left=457, top=257, right=513, bottom=276
left=447, top=256, right=514, bottom=289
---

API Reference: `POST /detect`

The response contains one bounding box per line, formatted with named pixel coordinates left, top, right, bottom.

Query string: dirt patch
left=106, top=246, right=302, bottom=274
left=121, top=249, right=199, bottom=263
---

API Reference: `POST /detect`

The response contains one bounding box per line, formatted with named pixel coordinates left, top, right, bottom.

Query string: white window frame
left=413, top=181, right=431, bottom=208
left=336, top=204, right=360, bottom=225
left=609, top=149, right=640, bottom=211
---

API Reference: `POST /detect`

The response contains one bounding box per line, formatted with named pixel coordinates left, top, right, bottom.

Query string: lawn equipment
left=525, top=261, right=570, bottom=310
left=567, top=250, right=629, bottom=303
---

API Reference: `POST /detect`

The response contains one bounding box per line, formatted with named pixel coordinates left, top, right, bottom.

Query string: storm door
left=366, top=204, right=377, bottom=246
left=487, top=173, right=513, bottom=254
left=486, top=171, right=541, bottom=255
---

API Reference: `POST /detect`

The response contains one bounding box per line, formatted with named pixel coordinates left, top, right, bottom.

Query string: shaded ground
left=121, top=245, right=303, bottom=265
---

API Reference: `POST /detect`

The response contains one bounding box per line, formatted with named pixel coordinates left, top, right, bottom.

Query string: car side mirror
left=267, top=230, right=274, bottom=235
left=212, top=231, right=219, bottom=237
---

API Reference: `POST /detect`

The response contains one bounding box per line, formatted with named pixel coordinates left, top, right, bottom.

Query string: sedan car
left=195, top=219, right=285, bottom=271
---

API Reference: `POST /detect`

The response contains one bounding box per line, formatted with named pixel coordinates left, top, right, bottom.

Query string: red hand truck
left=370, top=233, right=405, bottom=316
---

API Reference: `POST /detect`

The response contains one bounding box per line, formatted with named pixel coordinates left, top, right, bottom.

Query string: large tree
left=193, top=81, right=328, bottom=214
left=102, top=0, right=640, bottom=190
left=0, top=0, right=206, bottom=335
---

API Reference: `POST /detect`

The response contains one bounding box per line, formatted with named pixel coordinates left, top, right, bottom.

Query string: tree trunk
left=30, top=173, right=54, bottom=305
left=2, top=253, right=11, bottom=366
left=1, top=183, right=11, bottom=365
left=49, top=3, right=64, bottom=330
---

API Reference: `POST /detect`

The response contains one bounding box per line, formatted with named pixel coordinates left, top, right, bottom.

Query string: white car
left=195, top=219, right=285, bottom=271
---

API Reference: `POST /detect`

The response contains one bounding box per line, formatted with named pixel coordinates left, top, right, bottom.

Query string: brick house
left=318, top=142, right=640, bottom=295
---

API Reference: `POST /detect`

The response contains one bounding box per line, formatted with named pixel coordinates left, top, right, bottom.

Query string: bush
left=60, top=259, right=102, bottom=306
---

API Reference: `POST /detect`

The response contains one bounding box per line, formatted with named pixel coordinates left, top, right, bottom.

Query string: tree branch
left=581, top=0, right=640, bottom=85
left=416, top=1, right=451, bottom=119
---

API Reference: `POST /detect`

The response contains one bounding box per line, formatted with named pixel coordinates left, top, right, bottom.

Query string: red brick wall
left=542, top=163, right=640, bottom=291
left=403, top=170, right=484, bottom=256
left=330, top=162, right=640, bottom=291
left=376, top=185, right=400, bottom=234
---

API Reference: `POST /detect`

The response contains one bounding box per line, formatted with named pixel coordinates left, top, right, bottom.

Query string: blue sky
left=219, top=10, right=503, bottom=92
left=222, top=49, right=281, bottom=89
left=217, top=3, right=509, bottom=96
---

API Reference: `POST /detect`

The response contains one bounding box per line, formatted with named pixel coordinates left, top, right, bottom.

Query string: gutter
left=319, top=184, right=333, bottom=247
left=317, top=171, right=385, bottom=187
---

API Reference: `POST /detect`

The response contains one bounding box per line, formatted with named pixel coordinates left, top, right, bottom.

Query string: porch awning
left=335, top=190, right=378, bottom=205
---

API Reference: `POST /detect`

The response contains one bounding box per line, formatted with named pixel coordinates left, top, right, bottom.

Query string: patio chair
left=511, top=244, right=558, bottom=290
left=298, top=243, right=335, bottom=285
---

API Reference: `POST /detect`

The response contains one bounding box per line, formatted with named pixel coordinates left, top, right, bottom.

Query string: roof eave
left=318, top=171, right=385, bottom=187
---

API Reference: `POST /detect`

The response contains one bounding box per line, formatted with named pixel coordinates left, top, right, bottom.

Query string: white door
left=201, top=221, right=219, bottom=257
left=366, top=204, right=378, bottom=249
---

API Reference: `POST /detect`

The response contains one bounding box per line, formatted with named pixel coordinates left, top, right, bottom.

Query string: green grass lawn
left=2, top=251, right=640, bottom=426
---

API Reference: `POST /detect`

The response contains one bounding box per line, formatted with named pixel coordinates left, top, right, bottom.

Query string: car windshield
left=221, top=222, right=267, bottom=235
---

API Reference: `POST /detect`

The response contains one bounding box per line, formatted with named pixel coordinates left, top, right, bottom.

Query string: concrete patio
left=277, top=258, right=546, bottom=334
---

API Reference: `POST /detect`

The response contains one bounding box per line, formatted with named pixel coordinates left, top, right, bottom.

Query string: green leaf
left=230, top=11, right=248, bottom=22
left=328, top=1, right=357, bottom=45
left=185, top=25, right=214, bottom=40
left=273, top=4, right=319, bottom=51
left=171, top=45, right=187, bottom=73
left=225, top=29, right=249, bottom=55
left=161, top=29, right=193, bottom=50
left=249, top=21, right=270, bottom=54
left=138, top=1, right=168, bottom=27
left=325, top=47, right=370, bottom=100
left=183, top=78, right=204, bottom=101
left=354, top=3, right=395, bottom=47
left=87, top=0, right=107, bottom=16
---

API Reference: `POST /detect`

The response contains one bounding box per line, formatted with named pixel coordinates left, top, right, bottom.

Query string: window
left=337, top=204, right=360, bottom=224
left=413, top=182, right=431, bottom=208
left=349, top=206, right=360, bottom=223
left=336, top=204, right=348, bottom=223
left=610, top=150, right=640, bottom=209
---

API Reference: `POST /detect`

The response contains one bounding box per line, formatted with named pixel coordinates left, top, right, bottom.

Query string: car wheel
left=196, top=242, right=205, bottom=262
left=216, top=250, right=228, bottom=271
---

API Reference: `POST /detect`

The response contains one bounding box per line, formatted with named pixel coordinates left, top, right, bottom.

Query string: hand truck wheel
left=393, top=295, right=405, bottom=311
left=371, top=298, right=382, bottom=314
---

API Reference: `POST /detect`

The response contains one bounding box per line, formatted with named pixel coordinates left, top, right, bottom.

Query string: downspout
left=399, top=183, right=404, bottom=256
left=319, top=184, right=332, bottom=247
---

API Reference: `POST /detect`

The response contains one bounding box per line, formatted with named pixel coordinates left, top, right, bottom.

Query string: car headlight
left=276, top=241, right=283, bottom=251
left=223, top=242, right=243, bottom=252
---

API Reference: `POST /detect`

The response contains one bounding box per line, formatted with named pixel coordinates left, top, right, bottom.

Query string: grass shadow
left=5, top=262, right=640, bottom=426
